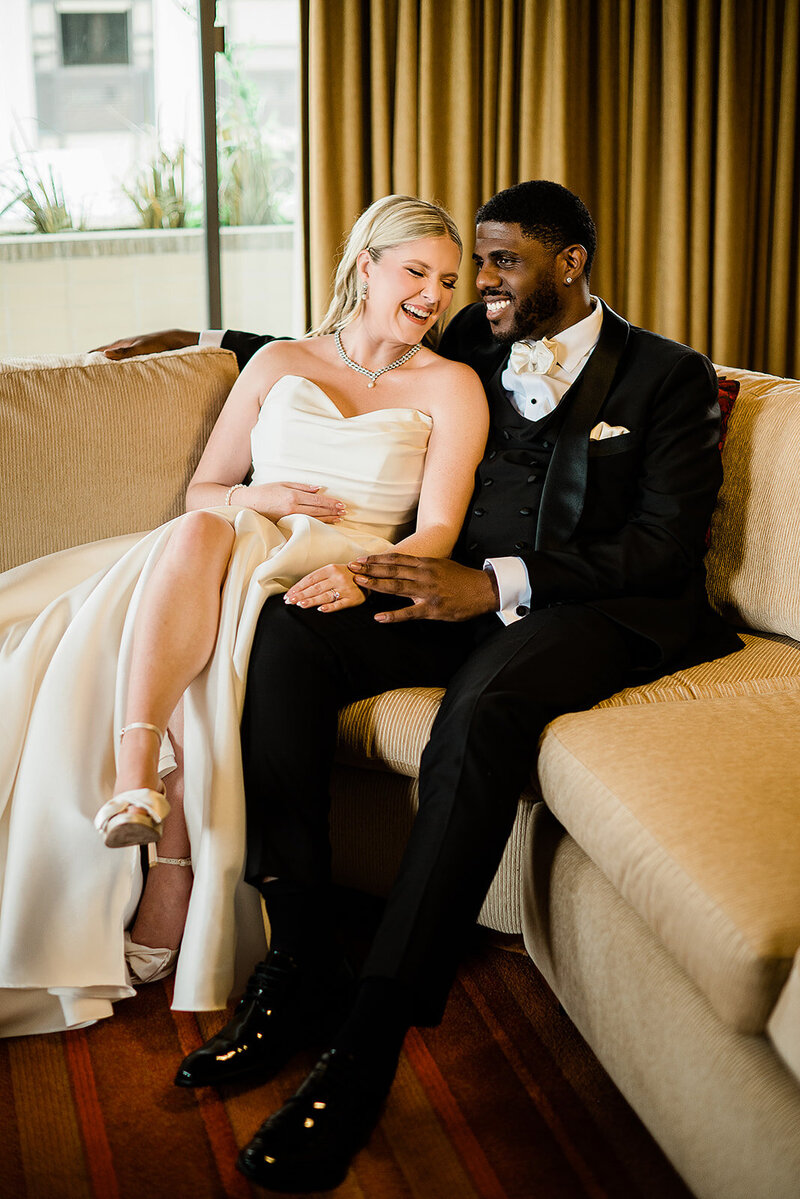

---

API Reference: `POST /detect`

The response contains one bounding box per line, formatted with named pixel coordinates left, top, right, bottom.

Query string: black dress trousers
left=241, top=590, right=636, bottom=1024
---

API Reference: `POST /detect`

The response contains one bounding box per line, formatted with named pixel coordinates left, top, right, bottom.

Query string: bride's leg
left=103, top=511, right=234, bottom=837
left=130, top=699, right=193, bottom=950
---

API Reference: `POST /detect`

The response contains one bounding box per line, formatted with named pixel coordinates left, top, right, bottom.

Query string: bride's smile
left=353, top=234, right=461, bottom=361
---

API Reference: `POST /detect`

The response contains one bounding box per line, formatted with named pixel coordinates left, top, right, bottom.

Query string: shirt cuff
left=484, top=556, right=532, bottom=625
left=199, top=329, right=224, bottom=347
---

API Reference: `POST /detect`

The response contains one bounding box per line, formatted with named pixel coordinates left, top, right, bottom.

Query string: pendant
left=367, top=380, right=375, bottom=388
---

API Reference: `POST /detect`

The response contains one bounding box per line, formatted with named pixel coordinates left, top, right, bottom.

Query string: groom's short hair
left=477, top=181, right=597, bottom=277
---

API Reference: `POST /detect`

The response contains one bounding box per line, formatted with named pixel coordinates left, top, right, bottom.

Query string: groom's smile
left=473, top=220, right=562, bottom=345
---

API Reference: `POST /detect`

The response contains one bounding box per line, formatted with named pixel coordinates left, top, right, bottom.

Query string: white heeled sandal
left=94, top=723, right=172, bottom=848
left=125, top=851, right=192, bottom=984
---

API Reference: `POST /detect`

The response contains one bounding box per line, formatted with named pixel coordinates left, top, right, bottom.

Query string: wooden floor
left=1, top=896, right=696, bottom=1199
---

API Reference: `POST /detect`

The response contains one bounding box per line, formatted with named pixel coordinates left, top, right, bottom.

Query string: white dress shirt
left=200, top=330, right=225, bottom=347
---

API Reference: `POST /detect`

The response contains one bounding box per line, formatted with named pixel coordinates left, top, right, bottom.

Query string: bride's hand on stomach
left=284, top=564, right=366, bottom=612
left=247, top=482, right=347, bottom=524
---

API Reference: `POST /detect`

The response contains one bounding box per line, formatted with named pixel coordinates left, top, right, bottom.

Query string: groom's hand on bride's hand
left=90, top=329, right=200, bottom=358
left=285, top=563, right=365, bottom=612
left=349, top=555, right=500, bottom=622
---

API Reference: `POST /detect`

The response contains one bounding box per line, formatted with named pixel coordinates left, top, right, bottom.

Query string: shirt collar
left=516, top=297, right=603, bottom=377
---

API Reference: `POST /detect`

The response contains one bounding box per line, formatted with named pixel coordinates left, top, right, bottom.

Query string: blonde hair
left=312, top=195, right=462, bottom=337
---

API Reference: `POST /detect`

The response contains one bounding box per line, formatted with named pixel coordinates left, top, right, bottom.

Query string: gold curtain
left=299, top=0, right=800, bottom=377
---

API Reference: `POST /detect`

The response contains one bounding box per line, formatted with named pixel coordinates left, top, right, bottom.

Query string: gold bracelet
left=225, top=483, right=246, bottom=506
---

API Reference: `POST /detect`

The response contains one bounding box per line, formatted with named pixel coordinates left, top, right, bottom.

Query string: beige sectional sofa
left=2, top=348, right=799, bottom=1199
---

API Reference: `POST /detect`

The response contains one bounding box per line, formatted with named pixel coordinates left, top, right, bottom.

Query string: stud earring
left=565, top=276, right=573, bottom=284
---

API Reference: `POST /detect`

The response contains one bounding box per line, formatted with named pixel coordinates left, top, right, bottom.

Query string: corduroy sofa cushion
left=0, top=347, right=239, bottom=572
left=706, top=365, right=800, bottom=640
left=335, top=630, right=800, bottom=774
left=595, top=630, right=800, bottom=706
left=538, top=690, right=800, bottom=1034
left=336, top=686, right=445, bottom=775
left=768, top=951, right=800, bottom=1083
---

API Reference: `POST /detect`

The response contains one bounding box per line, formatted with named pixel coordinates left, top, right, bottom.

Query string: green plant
left=123, top=143, right=190, bottom=229
left=0, top=156, right=82, bottom=233
left=216, top=49, right=294, bottom=227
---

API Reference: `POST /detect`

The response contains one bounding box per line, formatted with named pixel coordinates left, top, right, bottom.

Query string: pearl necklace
left=334, top=328, right=420, bottom=388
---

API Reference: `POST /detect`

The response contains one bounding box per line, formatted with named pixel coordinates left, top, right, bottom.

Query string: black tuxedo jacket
left=221, top=329, right=285, bottom=366
left=439, top=301, right=738, bottom=666
left=223, top=304, right=740, bottom=669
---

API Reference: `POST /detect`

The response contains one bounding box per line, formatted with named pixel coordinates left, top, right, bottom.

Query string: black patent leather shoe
left=236, top=1047, right=392, bottom=1192
left=174, top=949, right=353, bottom=1089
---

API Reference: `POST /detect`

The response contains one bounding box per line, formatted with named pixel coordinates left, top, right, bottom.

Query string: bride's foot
left=95, top=723, right=172, bottom=847
left=95, top=785, right=170, bottom=846
left=130, top=851, right=194, bottom=953
left=125, top=932, right=179, bottom=984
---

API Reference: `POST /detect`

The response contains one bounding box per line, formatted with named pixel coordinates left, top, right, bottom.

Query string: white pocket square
left=590, top=421, right=630, bottom=441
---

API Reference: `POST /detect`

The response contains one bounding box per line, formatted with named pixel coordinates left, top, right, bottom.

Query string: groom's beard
left=491, top=273, right=560, bottom=346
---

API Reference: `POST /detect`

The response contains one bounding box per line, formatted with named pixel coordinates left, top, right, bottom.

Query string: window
left=0, top=0, right=303, bottom=355
left=60, top=11, right=130, bottom=66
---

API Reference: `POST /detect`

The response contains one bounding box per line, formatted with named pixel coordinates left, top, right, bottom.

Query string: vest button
left=503, top=429, right=511, bottom=440
left=473, top=507, right=486, bottom=517
left=527, top=474, right=538, bottom=484
left=468, top=542, right=478, bottom=551
left=541, top=440, right=550, bottom=448
left=514, top=541, right=529, bottom=550
left=519, top=507, right=532, bottom=516
left=483, top=477, right=494, bottom=486
left=488, top=450, right=497, bottom=460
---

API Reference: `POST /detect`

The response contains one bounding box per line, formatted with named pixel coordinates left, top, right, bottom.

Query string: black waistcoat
left=455, top=387, right=572, bottom=569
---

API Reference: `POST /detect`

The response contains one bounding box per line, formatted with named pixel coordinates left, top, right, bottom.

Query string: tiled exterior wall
left=0, top=225, right=300, bottom=356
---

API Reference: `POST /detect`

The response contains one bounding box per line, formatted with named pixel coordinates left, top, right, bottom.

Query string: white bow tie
left=508, top=337, right=561, bottom=377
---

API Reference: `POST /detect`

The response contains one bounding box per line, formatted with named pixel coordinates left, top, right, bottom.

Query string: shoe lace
left=297, top=1048, right=390, bottom=1107
left=239, top=951, right=299, bottom=1009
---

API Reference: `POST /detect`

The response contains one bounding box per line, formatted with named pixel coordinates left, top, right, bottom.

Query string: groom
left=108, top=181, right=739, bottom=1191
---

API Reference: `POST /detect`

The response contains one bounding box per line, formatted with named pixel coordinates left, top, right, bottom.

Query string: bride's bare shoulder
left=416, top=351, right=488, bottom=433
left=242, top=336, right=336, bottom=400
left=249, top=335, right=333, bottom=373
left=418, top=347, right=483, bottom=390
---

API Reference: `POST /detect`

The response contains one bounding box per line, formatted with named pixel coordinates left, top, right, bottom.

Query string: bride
left=0, top=195, right=488, bottom=1037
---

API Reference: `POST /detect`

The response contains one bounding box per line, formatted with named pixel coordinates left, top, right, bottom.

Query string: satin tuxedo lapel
left=535, top=302, right=629, bottom=551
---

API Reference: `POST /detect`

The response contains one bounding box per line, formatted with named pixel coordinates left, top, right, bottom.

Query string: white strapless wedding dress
left=0, top=376, right=432, bottom=1037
